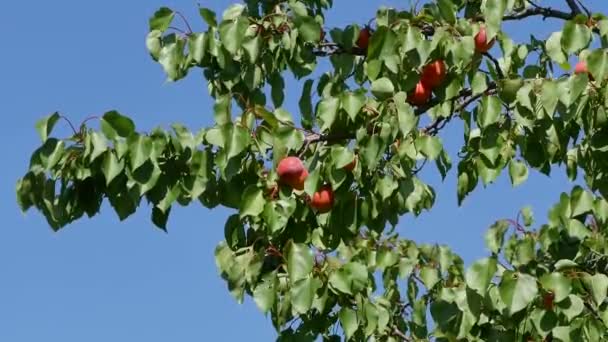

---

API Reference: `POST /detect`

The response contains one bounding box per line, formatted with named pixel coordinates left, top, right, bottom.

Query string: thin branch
left=503, top=5, right=572, bottom=21
left=174, top=10, right=194, bottom=34
left=483, top=52, right=505, bottom=79
left=575, top=0, right=591, bottom=17
left=168, top=26, right=188, bottom=35
left=303, top=131, right=356, bottom=145
left=564, top=0, right=582, bottom=15
left=58, top=115, right=79, bottom=136
left=392, top=326, right=412, bottom=341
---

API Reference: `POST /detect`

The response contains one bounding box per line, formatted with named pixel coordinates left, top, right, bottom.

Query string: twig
left=483, top=52, right=505, bottom=79
left=174, top=10, right=194, bottom=34
left=564, top=0, right=582, bottom=15
left=392, top=326, right=412, bottom=341
left=58, top=115, right=78, bottom=135
left=503, top=5, right=572, bottom=21
left=575, top=0, right=591, bottom=17
left=412, top=159, right=428, bottom=175
left=168, top=26, right=188, bottom=35
left=506, top=219, right=526, bottom=233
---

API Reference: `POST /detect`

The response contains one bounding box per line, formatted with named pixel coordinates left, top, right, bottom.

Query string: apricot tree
left=16, top=0, right=608, bottom=340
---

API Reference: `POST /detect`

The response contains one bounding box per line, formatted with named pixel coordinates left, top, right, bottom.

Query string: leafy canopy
left=16, top=0, right=608, bottom=340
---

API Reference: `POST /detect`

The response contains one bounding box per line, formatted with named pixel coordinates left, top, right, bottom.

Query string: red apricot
left=543, top=291, right=555, bottom=311
left=356, top=27, right=371, bottom=50
left=277, top=156, right=308, bottom=190
left=343, top=156, right=357, bottom=172
left=475, top=25, right=495, bottom=54
left=421, top=60, right=447, bottom=89
left=311, top=185, right=335, bottom=213
left=407, top=81, right=432, bottom=106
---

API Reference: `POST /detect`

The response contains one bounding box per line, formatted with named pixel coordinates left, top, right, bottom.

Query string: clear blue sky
left=0, top=1, right=604, bottom=341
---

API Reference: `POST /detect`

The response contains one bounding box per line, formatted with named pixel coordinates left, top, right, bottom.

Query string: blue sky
left=0, top=1, right=604, bottom=341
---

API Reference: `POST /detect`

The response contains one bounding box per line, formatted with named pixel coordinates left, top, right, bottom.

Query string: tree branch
left=564, top=0, right=582, bottom=15
left=483, top=52, right=505, bottom=79
left=422, top=83, right=498, bottom=136
left=503, top=5, right=572, bottom=21
left=392, top=326, right=412, bottom=341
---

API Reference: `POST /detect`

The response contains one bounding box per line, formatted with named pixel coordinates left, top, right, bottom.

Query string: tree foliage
left=15, top=0, right=608, bottom=340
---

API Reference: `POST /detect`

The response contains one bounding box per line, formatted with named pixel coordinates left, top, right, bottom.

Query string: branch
left=391, top=326, right=412, bottom=341
left=422, top=84, right=498, bottom=135
left=575, top=0, right=591, bottom=17
left=483, top=53, right=505, bottom=79
left=503, top=5, right=572, bottom=21
left=564, top=0, right=582, bottom=15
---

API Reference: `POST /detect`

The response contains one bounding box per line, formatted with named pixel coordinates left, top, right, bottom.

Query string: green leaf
left=508, top=160, right=528, bottom=187
left=477, top=95, right=501, bottom=128
left=146, top=30, right=162, bottom=60
left=561, top=21, right=591, bottom=54
left=294, top=16, right=321, bottom=43
left=540, top=272, right=572, bottom=303
left=583, top=273, right=608, bottom=306
left=341, top=91, right=366, bottom=121
left=224, top=214, right=246, bottom=250
left=151, top=206, right=170, bottom=231
left=299, top=79, right=314, bottom=129
left=419, top=266, right=440, bottom=289
left=521, top=206, right=534, bottom=226
left=87, top=131, right=107, bottom=162
left=394, top=92, right=418, bottom=136
left=500, top=272, right=538, bottom=315
left=242, top=35, right=261, bottom=63
left=102, top=151, right=124, bottom=185
left=240, top=186, right=265, bottom=218
left=367, top=26, right=398, bottom=60
left=291, top=276, right=321, bottom=314
left=472, top=72, right=488, bottom=96
left=415, top=135, right=442, bottom=160
left=328, top=262, right=368, bottom=295
left=437, top=0, right=457, bottom=23
left=484, top=221, right=509, bottom=254
left=270, top=73, right=285, bottom=108
left=101, top=111, right=135, bottom=139
left=587, top=50, right=608, bottom=81
left=546, top=32, right=567, bottom=64
left=482, top=0, right=506, bottom=36
left=253, top=272, right=277, bottom=313
left=128, top=135, right=152, bottom=171
left=541, top=80, right=559, bottom=116
left=35, top=112, right=60, bottom=142
left=226, top=125, right=251, bottom=159
left=219, top=17, right=249, bottom=54
left=149, top=7, right=174, bottom=31
left=466, top=257, right=497, bottom=295
left=317, top=97, right=340, bottom=132
left=222, top=4, right=245, bottom=20
left=214, top=95, right=231, bottom=125
left=567, top=219, right=590, bottom=240
left=558, top=295, right=584, bottom=321
left=371, top=77, right=395, bottom=100
left=158, top=37, right=185, bottom=81
left=36, top=138, right=64, bottom=170
left=339, top=307, right=358, bottom=340
left=570, top=186, right=594, bottom=217
left=287, top=242, right=313, bottom=283
left=331, top=146, right=355, bottom=169
left=198, top=7, right=217, bottom=27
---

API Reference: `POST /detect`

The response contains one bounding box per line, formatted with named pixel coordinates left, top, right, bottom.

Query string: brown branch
left=392, top=326, right=412, bottom=341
